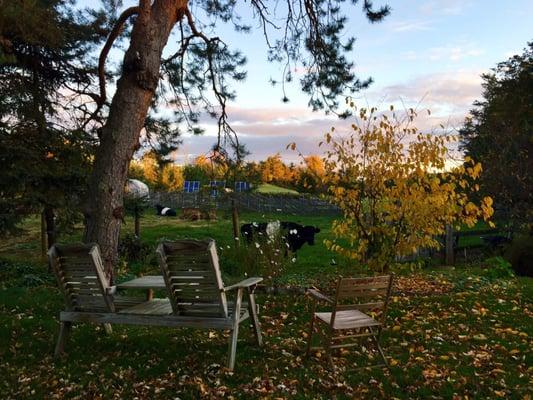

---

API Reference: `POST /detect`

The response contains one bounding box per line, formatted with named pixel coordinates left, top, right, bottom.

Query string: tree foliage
left=0, top=0, right=104, bottom=235
left=459, top=43, right=532, bottom=227
left=301, top=104, right=494, bottom=271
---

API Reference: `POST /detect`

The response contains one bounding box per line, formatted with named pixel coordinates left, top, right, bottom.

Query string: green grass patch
left=254, top=183, right=299, bottom=195
left=0, top=213, right=531, bottom=398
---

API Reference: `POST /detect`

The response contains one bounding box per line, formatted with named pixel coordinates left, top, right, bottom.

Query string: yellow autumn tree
left=304, top=154, right=325, bottom=177
left=297, top=154, right=325, bottom=192
left=138, top=151, right=160, bottom=187
left=309, top=104, right=494, bottom=271
left=160, top=163, right=184, bottom=191
left=261, top=153, right=291, bottom=183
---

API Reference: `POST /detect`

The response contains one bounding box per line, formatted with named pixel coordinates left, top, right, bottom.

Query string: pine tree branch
left=81, top=6, right=140, bottom=130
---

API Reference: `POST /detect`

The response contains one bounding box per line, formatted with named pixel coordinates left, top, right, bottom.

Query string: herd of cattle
left=155, top=204, right=320, bottom=254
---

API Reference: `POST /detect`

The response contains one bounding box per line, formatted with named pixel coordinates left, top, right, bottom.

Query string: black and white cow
left=281, top=221, right=321, bottom=251
left=156, top=204, right=177, bottom=217
left=240, top=221, right=320, bottom=253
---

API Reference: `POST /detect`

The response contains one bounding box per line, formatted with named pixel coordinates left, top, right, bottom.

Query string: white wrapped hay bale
left=125, top=179, right=150, bottom=200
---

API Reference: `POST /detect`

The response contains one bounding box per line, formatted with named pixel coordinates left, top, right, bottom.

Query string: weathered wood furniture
left=116, top=275, right=165, bottom=300
left=156, top=239, right=263, bottom=370
left=49, top=241, right=263, bottom=370
left=305, top=275, right=394, bottom=369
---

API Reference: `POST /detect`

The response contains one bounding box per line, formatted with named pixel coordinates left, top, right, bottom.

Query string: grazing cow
left=240, top=222, right=271, bottom=241
left=156, top=204, right=177, bottom=217
left=240, top=221, right=320, bottom=253
left=282, top=222, right=321, bottom=252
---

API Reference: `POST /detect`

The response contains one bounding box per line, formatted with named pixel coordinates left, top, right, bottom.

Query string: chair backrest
left=331, top=275, right=393, bottom=325
left=48, top=243, right=114, bottom=312
left=156, top=239, right=228, bottom=317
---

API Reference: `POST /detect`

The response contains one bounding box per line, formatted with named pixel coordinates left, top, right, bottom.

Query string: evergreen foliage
left=0, top=0, right=105, bottom=234
left=459, top=43, right=533, bottom=227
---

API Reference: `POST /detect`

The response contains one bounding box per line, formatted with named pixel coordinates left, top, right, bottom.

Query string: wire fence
left=150, top=191, right=341, bottom=216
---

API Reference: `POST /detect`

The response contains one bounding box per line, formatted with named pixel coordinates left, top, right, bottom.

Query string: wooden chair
left=48, top=243, right=147, bottom=356
left=156, top=239, right=263, bottom=370
left=305, top=275, right=394, bottom=369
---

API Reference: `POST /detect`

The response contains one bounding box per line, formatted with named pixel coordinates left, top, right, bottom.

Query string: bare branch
left=98, top=6, right=140, bottom=106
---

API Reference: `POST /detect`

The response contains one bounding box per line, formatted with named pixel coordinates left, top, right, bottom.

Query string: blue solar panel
left=209, top=181, right=225, bottom=197
left=235, top=181, right=250, bottom=192
left=184, top=181, right=200, bottom=193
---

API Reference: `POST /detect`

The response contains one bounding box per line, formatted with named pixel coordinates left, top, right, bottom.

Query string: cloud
left=388, top=20, right=433, bottom=33
left=401, top=43, right=485, bottom=62
left=371, top=71, right=483, bottom=112
left=419, top=0, right=469, bottom=16
left=428, top=45, right=485, bottom=61
left=169, top=70, right=484, bottom=163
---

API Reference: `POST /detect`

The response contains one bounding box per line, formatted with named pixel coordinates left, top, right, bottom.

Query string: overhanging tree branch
left=81, top=6, right=140, bottom=130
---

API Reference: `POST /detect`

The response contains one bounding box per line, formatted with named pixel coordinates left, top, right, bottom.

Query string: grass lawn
left=255, top=183, right=299, bottom=195
left=0, top=213, right=531, bottom=399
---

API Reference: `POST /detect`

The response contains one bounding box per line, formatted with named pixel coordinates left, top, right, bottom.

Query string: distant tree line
left=129, top=151, right=327, bottom=194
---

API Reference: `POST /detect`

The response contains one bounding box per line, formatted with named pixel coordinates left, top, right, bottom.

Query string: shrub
left=118, top=234, right=152, bottom=263
left=482, top=256, right=514, bottom=280
left=291, top=105, right=494, bottom=272
left=0, top=259, right=52, bottom=288
left=504, top=234, right=533, bottom=277
left=220, top=232, right=293, bottom=284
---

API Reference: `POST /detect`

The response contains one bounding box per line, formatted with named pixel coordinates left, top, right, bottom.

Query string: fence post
left=41, top=210, right=47, bottom=260
left=231, top=197, right=240, bottom=246
left=445, top=224, right=455, bottom=265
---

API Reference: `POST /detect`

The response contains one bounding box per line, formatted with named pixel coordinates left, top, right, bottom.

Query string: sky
left=96, top=0, right=533, bottom=164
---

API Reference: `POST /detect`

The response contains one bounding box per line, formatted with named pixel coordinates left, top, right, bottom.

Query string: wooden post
left=134, top=205, right=140, bottom=238
left=44, top=207, right=56, bottom=249
left=231, top=197, right=240, bottom=246
left=41, top=211, right=47, bottom=260
left=445, top=224, right=455, bottom=265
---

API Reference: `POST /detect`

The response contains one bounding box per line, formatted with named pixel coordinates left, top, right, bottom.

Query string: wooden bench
left=49, top=241, right=263, bottom=370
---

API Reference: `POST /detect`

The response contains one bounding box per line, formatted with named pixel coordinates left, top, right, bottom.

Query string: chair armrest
left=307, top=288, right=334, bottom=304
left=106, top=286, right=117, bottom=296
left=224, top=277, right=263, bottom=292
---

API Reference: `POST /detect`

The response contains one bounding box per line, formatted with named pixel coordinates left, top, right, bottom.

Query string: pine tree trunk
left=44, top=206, right=56, bottom=249
left=84, top=1, right=186, bottom=282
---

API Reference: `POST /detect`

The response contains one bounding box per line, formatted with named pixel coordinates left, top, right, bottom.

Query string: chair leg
left=103, top=323, right=113, bottom=335
left=247, top=289, right=263, bottom=346
left=54, top=321, right=71, bottom=357
left=227, top=288, right=243, bottom=371
left=372, top=333, right=388, bottom=367
left=372, top=335, right=389, bottom=367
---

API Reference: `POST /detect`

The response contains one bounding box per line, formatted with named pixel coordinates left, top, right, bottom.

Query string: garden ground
left=0, top=213, right=531, bottom=399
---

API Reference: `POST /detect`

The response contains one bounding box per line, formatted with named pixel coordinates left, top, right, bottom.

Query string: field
left=255, top=183, right=300, bottom=195
left=0, top=213, right=531, bottom=399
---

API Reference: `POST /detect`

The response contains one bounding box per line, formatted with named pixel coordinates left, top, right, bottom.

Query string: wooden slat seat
left=117, top=299, right=250, bottom=317
left=118, top=298, right=173, bottom=315
left=315, top=310, right=381, bottom=330
left=114, top=296, right=150, bottom=311
left=171, top=302, right=249, bottom=318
